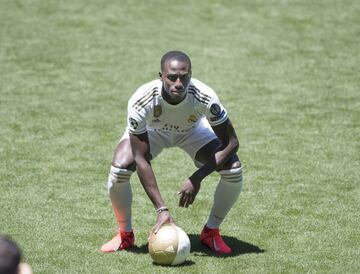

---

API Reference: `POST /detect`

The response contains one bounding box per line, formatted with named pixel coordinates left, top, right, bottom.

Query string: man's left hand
left=178, top=178, right=201, bottom=208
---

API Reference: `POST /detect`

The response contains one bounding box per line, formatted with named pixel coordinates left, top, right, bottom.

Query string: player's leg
left=179, top=118, right=242, bottom=254
left=101, top=136, right=136, bottom=252
left=101, top=129, right=165, bottom=252
left=109, top=138, right=136, bottom=232
left=196, top=142, right=242, bottom=228
left=196, top=141, right=243, bottom=254
left=181, top=120, right=243, bottom=229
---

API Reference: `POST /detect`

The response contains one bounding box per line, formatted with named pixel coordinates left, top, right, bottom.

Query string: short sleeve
left=127, top=101, right=147, bottom=134
left=205, top=94, right=228, bottom=126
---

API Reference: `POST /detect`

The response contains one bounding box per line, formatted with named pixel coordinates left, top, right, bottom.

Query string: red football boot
left=200, top=225, right=232, bottom=254
left=100, top=230, right=134, bottom=252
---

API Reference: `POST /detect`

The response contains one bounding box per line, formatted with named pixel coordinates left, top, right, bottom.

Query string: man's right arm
left=129, top=132, right=165, bottom=209
left=129, top=132, right=173, bottom=232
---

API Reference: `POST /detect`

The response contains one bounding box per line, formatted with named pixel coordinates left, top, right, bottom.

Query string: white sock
left=207, top=167, right=243, bottom=229
left=107, top=166, right=133, bottom=232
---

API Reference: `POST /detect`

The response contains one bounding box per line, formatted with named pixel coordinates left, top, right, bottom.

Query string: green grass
left=1, top=0, right=359, bottom=273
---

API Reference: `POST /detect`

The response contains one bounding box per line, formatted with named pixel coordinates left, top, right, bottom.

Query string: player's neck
left=161, top=87, right=186, bottom=105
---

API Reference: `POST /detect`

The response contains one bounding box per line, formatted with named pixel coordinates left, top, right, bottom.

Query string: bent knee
left=229, top=161, right=241, bottom=169
left=112, top=161, right=136, bottom=171
left=108, top=166, right=133, bottom=184
left=218, top=154, right=241, bottom=171
left=107, top=166, right=133, bottom=193
left=218, top=166, right=243, bottom=184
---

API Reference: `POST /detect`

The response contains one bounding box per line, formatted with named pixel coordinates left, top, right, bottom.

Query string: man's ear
left=159, top=72, right=163, bottom=81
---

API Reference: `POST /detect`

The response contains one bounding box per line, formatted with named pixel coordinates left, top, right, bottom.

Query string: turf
left=0, top=0, right=359, bottom=273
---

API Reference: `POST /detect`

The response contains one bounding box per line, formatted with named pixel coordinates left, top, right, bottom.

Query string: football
left=148, top=224, right=191, bottom=266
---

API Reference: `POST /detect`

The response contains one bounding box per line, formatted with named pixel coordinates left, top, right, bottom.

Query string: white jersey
left=127, top=78, right=228, bottom=135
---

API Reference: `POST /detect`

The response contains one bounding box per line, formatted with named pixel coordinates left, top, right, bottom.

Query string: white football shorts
left=119, top=118, right=218, bottom=163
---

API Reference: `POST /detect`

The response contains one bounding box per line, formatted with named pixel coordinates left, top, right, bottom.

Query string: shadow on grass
left=151, top=260, right=196, bottom=267
left=188, top=234, right=265, bottom=257
left=126, top=233, right=265, bottom=258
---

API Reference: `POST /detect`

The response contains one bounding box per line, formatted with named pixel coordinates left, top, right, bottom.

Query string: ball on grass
left=148, top=224, right=191, bottom=266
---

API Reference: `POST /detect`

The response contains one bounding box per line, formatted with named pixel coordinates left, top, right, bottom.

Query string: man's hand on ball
left=178, top=178, right=201, bottom=208
left=153, top=211, right=174, bottom=234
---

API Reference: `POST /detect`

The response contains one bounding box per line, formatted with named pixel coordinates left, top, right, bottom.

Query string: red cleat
left=200, top=225, right=232, bottom=254
left=100, top=230, right=134, bottom=253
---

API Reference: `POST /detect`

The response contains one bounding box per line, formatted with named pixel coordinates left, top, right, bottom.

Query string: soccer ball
left=148, top=224, right=191, bottom=266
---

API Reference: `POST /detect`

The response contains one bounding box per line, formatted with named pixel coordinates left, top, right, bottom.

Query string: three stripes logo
left=132, top=87, right=159, bottom=111
left=188, top=85, right=211, bottom=105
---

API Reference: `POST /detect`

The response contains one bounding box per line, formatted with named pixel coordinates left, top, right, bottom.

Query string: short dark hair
left=160, top=50, right=191, bottom=72
left=0, top=235, right=21, bottom=274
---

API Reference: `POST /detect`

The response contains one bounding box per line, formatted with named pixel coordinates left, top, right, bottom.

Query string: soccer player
left=100, top=50, right=243, bottom=255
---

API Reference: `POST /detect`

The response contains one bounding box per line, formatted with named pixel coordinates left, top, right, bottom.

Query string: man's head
left=0, top=235, right=21, bottom=274
left=0, top=235, right=32, bottom=274
left=159, top=50, right=192, bottom=105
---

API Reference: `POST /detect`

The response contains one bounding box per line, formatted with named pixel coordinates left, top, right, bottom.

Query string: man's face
left=160, top=59, right=191, bottom=104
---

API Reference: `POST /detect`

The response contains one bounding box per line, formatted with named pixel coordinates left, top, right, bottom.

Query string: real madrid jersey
left=127, top=78, right=228, bottom=135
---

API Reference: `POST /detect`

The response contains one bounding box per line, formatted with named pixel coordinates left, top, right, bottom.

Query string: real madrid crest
left=153, top=95, right=162, bottom=118
left=187, top=114, right=197, bottom=124
left=154, top=105, right=162, bottom=118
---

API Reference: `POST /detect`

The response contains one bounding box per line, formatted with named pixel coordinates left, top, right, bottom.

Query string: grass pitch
left=0, top=0, right=359, bottom=273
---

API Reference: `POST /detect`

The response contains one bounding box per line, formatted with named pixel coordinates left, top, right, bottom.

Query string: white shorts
left=120, top=118, right=218, bottom=164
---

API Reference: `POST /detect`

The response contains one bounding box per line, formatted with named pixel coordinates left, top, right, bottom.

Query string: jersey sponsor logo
left=157, top=123, right=193, bottom=133
left=129, top=118, right=138, bottom=130
left=153, top=126, right=193, bottom=133
left=163, top=123, right=179, bottom=130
